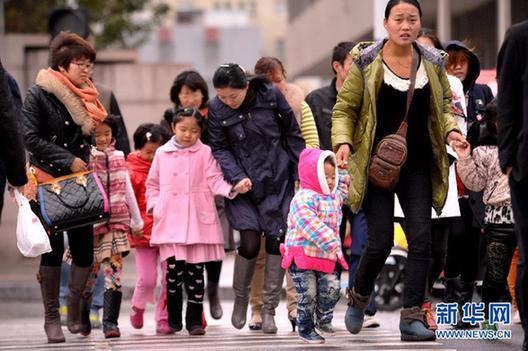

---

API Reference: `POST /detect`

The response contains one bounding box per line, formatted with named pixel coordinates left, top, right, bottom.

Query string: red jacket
left=126, top=151, right=153, bottom=248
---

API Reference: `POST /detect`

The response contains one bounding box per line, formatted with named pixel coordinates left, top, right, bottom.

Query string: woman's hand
left=70, top=157, right=87, bottom=173
left=335, top=144, right=351, bottom=169
left=452, top=139, right=471, bottom=159
left=233, top=178, right=252, bottom=194
left=446, top=131, right=466, bottom=146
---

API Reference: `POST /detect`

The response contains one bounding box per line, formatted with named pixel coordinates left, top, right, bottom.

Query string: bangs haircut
left=50, top=31, right=96, bottom=71
left=169, top=70, right=209, bottom=109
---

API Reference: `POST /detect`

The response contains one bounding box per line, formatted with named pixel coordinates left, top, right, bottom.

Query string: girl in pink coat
left=146, top=108, right=250, bottom=335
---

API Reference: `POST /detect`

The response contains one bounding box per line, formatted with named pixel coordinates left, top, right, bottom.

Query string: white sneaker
left=513, top=310, right=521, bottom=324
left=363, top=315, right=380, bottom=328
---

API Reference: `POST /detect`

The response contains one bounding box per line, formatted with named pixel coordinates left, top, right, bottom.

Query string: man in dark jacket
left=0, top=60, right=27, bottom=221
left=497, top=20, right=528, bottom=351
left=305, top=41, right=354, bottom=151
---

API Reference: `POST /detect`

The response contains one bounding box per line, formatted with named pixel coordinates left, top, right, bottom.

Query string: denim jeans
left=355, top=163, right=432, bottom=308
left=289, top=264, right=341, bottom=335
left=348, top=210, right=377, bottom=315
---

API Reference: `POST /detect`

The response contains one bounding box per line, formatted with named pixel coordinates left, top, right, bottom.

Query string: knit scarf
left=48, top=67, right=107, bottom=122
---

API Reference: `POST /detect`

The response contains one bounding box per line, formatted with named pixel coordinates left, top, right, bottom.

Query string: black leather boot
left=167, top=284, right=183, bottom=331
left=186, top=301, right=205, bottom=335
left=103, top=289, right=122, bottom=338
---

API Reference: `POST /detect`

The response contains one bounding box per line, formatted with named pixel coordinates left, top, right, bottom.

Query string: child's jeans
left=289, top=264, right=341, bottom=335
left=131, top=246, right=168, bottom=323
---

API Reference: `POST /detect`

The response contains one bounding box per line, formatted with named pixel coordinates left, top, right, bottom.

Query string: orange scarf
left=48, top=68, right=107, bottom=124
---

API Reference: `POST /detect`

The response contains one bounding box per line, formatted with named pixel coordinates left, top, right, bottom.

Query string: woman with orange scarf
left=22, top=32, right=107, bottom=344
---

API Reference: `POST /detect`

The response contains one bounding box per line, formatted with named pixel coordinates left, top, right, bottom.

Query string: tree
left=5, top=0, right=169, bottom=48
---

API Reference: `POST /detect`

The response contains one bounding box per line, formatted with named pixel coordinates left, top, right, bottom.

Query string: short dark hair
left=169, top=70, right=209, bottom=109
left=50, top=31, right=96, bottom=71
left=170, top=107, right=204, bottom=130
left=133, top=123, right=170, bottom=150
left=484, top=98, right=497, bottom=124
left=254, top=57, right=286, bottom=78
left=418, top=28, right=443, bottom=50
left=384, top=0, right=422, bottom=19
left=99, top=115, right=119, bottom=140
left=331, top=41, right=355, bottom=74
left=212, top=63, right=247, bottom=89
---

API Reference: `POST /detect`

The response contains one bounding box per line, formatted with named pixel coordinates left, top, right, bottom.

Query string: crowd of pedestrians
left=0, top=0, right=526, bottom=349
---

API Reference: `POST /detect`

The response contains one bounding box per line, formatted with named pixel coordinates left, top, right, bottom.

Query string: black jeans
left=40, top=225, right=94, bottom=268
left=510, top=176, right=528, bottom=334
left=355, top=163, right=432, bottom=308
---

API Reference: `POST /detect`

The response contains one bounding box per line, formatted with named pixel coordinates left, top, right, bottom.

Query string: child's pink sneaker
left=130, top=306, right=144, bottom=329
left=156, top=320, right=176, bottom=334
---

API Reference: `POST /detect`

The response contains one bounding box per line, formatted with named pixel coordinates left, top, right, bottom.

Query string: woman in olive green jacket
left=332, top=0, right=466, bottom=342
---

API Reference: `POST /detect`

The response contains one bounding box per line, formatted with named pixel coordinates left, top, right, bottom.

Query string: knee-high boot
left=38, top=266, right=66, bottom=343
left=67, top=264, right=92, bottom=334
left=103, top=289, right=122, bottom=338
left=261, top=254, right=285, bottom=334
left=231, top=254, right=257, bottom=329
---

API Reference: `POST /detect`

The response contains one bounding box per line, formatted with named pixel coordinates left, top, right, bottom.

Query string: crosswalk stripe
left=0, top=327, right=453, bottom=351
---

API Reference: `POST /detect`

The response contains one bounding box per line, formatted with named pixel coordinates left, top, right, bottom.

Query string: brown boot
left=67, top=264, right=92, bottom=334
left=207, top=282, right=223, bottom=320
left=37, top=266, right=65, bottom=343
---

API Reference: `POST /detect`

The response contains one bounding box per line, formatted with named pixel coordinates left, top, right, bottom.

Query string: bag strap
left=396, top=47, right=419, bottom=138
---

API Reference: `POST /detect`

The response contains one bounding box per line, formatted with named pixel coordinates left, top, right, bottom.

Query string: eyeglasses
left=178, top=90, right=203, bottom=98
left=71, top=61, right=94, bottom=71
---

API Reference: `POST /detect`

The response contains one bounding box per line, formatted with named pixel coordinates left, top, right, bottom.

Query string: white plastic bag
left=15, top=190, right=52, bottom=257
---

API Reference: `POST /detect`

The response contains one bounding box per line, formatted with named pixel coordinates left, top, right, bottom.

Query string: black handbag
left=34, top=169, right=110, bottom=233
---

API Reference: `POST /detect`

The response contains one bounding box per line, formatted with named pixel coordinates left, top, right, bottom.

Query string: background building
left=286, top=0, right=528, bottom=80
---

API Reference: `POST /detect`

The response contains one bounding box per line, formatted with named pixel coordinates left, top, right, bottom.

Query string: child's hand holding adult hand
left=132, top=228, right=143, bottom=239
left=451, top=139, right=471, bottom=159
left=234, top=178, right=252, bottom=194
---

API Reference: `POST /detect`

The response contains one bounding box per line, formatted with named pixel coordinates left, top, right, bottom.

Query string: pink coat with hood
left=281, top=148, right=349, bottom=273
left=146, top=138, right=234, bottom=246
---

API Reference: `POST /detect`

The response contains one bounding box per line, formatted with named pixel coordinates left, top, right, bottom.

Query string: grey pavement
left=0, top=188, right=525, bottom=350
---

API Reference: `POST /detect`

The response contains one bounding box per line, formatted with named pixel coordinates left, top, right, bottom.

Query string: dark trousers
left=0, top=161, right=6, bottom=222
left=444, top=198, right=481, bottom=283
left=40, top=226, right=94, bottom=268
left=355, top=164, right=432, bottom=308
left=482, top=224, right=516, bottom=316
left=348, top=210, right=377, bottom=315
left=510, top=176, right=528, bottom=334
left=428, top=218, right=452, bottom=293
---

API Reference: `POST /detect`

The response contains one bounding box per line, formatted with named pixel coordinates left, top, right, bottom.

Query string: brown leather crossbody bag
left=368, top=51, right=418, bottom=191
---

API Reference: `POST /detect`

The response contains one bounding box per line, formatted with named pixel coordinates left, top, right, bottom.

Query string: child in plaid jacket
left=280, top=148, right=349, bottom=343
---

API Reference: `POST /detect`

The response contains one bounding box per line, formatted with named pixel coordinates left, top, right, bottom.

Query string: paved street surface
left=0, top=298, right=524, bottom=351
